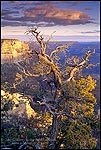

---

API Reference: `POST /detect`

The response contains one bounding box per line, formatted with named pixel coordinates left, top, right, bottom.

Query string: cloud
left=9, top=1, right=51, bottom=7
left=22, top=5, right=94, bottom=25
left=1, top=9, right=19, bottom=16
left=1, top=20, right=28, bottom=27
left=67, top=1, right=81, bottom=8
left=2, top=34, right=100, bottom=42
left=84, top=7, right=92, bottom=11
left=81, top=30, right=100, bottom=34
left=1, top=19, right=55, bottom=27
left=1, top=3, right=95, bottom=27
left=9, top=1, right=34, bottom=5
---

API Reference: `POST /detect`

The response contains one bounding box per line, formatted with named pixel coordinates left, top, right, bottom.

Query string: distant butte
left=1, top=39, right=30, bottom=64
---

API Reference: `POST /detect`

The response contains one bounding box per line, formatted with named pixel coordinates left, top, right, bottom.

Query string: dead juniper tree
left=13, top=27, right=96, bottom=149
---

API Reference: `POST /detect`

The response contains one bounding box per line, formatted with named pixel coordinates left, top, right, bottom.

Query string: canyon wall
left=1, top=39, right=29, bottom=64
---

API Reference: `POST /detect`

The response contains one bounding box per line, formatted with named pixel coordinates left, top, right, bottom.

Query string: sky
left=1, top=1, right=100, bottom=42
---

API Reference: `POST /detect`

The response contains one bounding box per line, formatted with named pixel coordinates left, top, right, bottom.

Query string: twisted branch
left=49, top=44, right=71, bottom=61
left=36, top=96, right=82, bottom=119
left=66, top=49, right=96, bottom=82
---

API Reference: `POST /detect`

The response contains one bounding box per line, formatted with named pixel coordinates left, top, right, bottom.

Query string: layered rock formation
left=1, top=39, right=36, bottom=119
left=1, top=90, right=36, bottom=118
left=1, top=39, right=29, bottom=64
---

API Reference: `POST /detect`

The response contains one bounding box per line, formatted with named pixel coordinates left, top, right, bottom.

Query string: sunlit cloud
left=1, top=4, right=95, bottom=27
left=84, top=7, right=92, bottom=11
left=81, top=30, right=100, bottom=34
left=1, top=1, right=100, bottom=41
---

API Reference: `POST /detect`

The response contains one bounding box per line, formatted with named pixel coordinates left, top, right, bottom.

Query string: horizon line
left=1, top=38, right=100, bottom=43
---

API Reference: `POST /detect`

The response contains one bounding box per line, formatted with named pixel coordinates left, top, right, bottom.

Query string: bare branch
left=81, top=63, right=97, bottom=69
left=37, top=100, right=82, bottom=119
left=49, top=49, right=59, bottom=61
left=37, top=100, right=55, bottom=115
left=66, top=49, right=96, bottom=82
left=15, top=62, right=40, bottom=77
left=55, top=111, right=82, bottom=119
left=67, top=67, right=78, bottom=82
left=46, top=31, right=56, bottom=44
left=25, top=27, right=47, bottom=55
left=49, top=44, right=71, bottom=61
left=73, top=56, right=78, bottom=64
left=36, top=96, right=82, bottom=119
left=37, top=53, right=54, bottom=66
left=77, top=49, right=95, bottom=67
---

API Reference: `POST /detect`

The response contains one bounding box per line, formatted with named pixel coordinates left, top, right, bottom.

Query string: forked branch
left=66, top=49, right=96, bottom=82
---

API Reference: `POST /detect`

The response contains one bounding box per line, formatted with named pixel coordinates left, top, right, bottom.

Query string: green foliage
left=1, top=29, right=99, bottom=149
left=62, top=75, right=97, bottom=117
left=57, top=74, right=98, bottom=149
left=25, top=128, right=37, bottom=139
left=2, top=103, right=11, bottom=111
left=1, top=68, right=98, bottom=149
left=58, top=119, right=97, bottom=149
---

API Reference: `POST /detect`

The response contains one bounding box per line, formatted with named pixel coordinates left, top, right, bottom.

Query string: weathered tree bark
left=16, top=27, right=96, bottom=149
left=48, top=114, right=58, bottom=149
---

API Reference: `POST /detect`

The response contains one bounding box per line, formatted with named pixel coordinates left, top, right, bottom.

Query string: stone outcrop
left=1, top=39, right=30, bottom=64
left=1, top=90, right=36, bottom=118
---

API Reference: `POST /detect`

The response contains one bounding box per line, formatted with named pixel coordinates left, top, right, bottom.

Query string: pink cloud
left=22, top=5, right=93, bottom=25
left=84, top=7, right=92, bottom=11
left=2, top=4, right=95, bottom=27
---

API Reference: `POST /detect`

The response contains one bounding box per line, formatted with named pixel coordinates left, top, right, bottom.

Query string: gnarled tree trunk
left=48, top=114, right=58, bottom=149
